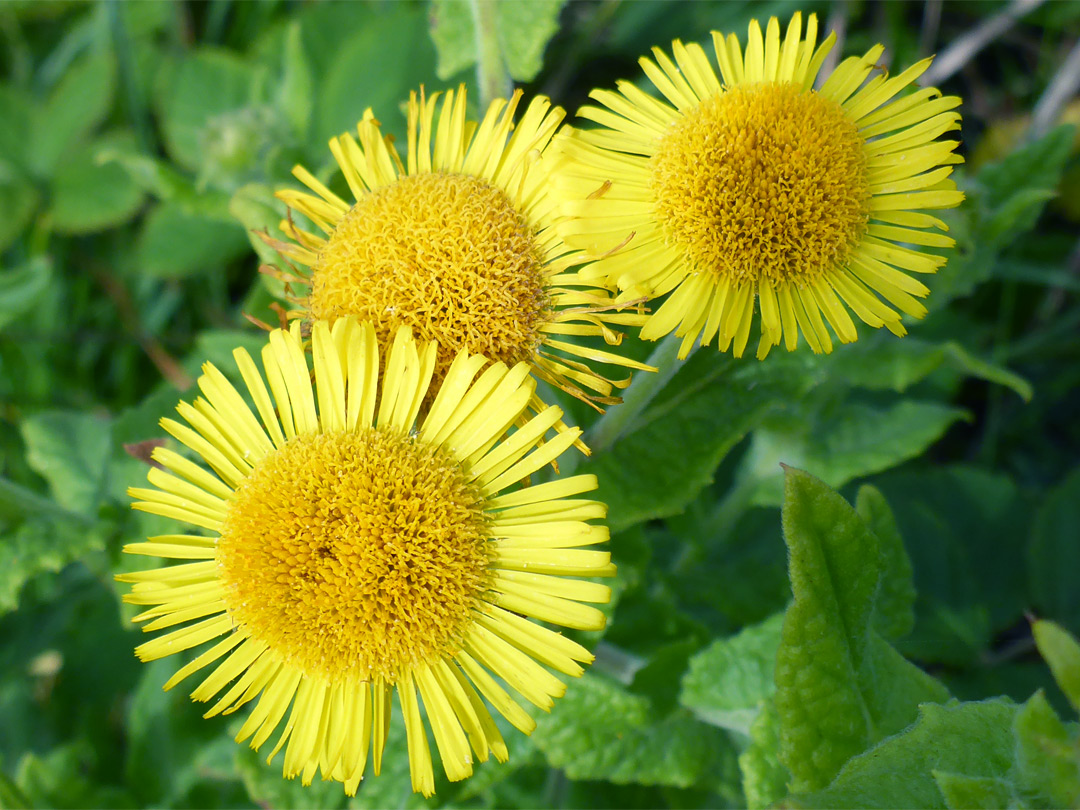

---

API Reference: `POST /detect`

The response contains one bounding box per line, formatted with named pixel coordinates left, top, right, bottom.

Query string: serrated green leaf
left=157, top=48, right=256, bottom=170
left=679, top=613, right=783, bottom=735
left=743, top=400, right=968, bottom=508
left=1013, top=690, right=1080, bottom=807
left=50, top=133, right=145, bottom=234
left=738, top=699, right=789, bottom=810
left=1029, top=466, right=1080, bottom=631
left=20, top=410, right=113, bottom=515
left=430, top=1, right=475, bottom=79
left=430, top=0, right=565, bottom=83
left=0, top=258, right=52, bottom=333
left=494, top=1, right=564, bottom=81
left=585, top=352, right=817, bottom=533
left=137, top=202, right=249, bottom=278
left=855, top=485, right=915, bottom=641
left=932, top=772, right=1023, bottom=809
left=28, top=49, right=116, bottom=175
left=776, top=469, right=948, bottom=792
left=1032, top=620, right=1080, bottom=713
left=532, top=673, right=740, bottom=792
left=787, top=699, right=1019, bottom=809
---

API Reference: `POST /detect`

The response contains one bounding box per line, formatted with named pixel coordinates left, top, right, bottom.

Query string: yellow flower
left=120, top=318, right=612, bottom=797
left=557, top=12, right=965, bottom=360
left=264, top=84, right=650, bottom=413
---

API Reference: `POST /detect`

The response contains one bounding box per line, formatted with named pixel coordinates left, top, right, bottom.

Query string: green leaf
left=157, top=48, right=256, bottom=170
left=1013, top=690, right=1080, bottom=807
left=430, top=1, right=475, bottom=79
left=20, top=411, right=113, bottom=515
left=978, top=122, right=1078, bottom=192
left=585, top=352, right=817, bottom=533
left=0, top=473, right=100, bottom=615
left=0, top=172, right=40, bottom=254
left=855, top=485, right=916, bottom=641
left=742, top=400, right=968, bottom=507
left=430, top=0, right=565, bottom=83
left=532, top=673, right=740, bottom=792
left=0, top=769, right=31, bottom=810
left=124, top=658, right=239, bottom=806
left=932, top=772, right=1023, bottom=810
left=316, top=6, right=437, bottom=147
left=776, top=468, right=948, bottom=792
left=495, top=1, right=565, bottom=81
left=0, top=258, right=52, bottom=333
left=738, top=699, right=789, bottom=810
left=190, top=329, right=274, bottom=379
left=98, top=149, right=202, bottom=206
left=1029, top=467, right=1080, bottom=631
left=229, top=182, right=288, bottom=270
left=978, top=124, right=1076, bottom=245
left=827, top=337, right=1032, bottom=401
left=877, top=466, right=1032, bottom=661
left=346, top=719, right=421, bottom=809
left=940, top=342, right=1033, bottom=402
left=0, top=503, right=100, bottom=616
left=137, top=202, right=250, bottom=278
left=279, top=21, right=314, bottom=140
left=28, top=49, right=116, bottom=175
left=787, top=699, right=1019, bottom=809
left=679, top=613, right=783, bottom=735
left=235, top=744, right=347, bottom=810
left=0, top=84, right=34, bottom=170
left=1032, top=620, right=1080, bottom=713
left=15, top=742, right=136, bottom=809
left=50, top=132, right=145, bottom=234
left=981, top=187, right=1059, bottom=244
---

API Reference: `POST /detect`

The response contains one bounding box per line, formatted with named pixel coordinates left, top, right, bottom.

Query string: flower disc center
left=216, top=429, right=490, bottom=682
left=310, top=172, right=549, bottom=381
left=650, top=82, right=870, bottom=286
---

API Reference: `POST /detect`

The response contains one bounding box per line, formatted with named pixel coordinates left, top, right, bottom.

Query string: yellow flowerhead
left=266, top=84, right=650, bottom=413
left=557, top=12, right=965, bottom=359
left=121, top=318, right=613, bottom=797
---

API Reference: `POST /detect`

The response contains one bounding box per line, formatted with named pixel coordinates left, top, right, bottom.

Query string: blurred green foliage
left=2, top=1, right=1080, bottom=808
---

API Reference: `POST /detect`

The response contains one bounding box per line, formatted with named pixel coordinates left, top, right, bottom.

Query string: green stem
left=469, top=0, right=511, bottom=107
left=586, top=333, right=692, bottom=454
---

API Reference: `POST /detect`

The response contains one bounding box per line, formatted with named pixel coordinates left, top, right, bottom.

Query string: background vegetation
left=1, top=1, right=1079, bottom=807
